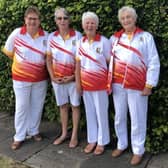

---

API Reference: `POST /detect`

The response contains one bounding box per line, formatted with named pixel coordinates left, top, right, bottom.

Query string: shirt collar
left=20, top=25, right=45, bottom=36
left=82, top=33, right=101, bottom=42
left=54, top=29, right=76, bottom=38
left=114, top=27, right=143, bottom=38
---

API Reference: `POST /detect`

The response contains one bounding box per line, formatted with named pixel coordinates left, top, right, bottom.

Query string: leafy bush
left=0, top=0, right=167, bottom=153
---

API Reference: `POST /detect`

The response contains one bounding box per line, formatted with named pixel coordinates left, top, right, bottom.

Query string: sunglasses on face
left=56, top=16, right=69, bottom=20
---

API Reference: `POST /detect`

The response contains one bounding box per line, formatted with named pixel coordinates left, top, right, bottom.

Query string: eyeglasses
left=56, top=16, right=68, bottom=20
left=27, top=17, right=39, bottom=21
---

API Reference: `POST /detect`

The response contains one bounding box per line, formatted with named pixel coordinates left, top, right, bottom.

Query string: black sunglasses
left=56, top=16, right=69, bottom=20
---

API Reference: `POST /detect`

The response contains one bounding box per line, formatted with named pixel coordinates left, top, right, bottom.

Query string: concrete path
left=0, top=112, right=167, bottom=168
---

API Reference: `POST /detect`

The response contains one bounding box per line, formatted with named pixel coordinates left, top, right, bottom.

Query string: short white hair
left=82, top=11, right=99, bottom=28
left=118, top=6, right=137, bottom=22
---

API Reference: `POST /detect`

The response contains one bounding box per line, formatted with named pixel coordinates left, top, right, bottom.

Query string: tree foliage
left=0, top=0, right=168, bottom=153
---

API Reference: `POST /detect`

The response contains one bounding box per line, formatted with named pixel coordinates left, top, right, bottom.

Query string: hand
left=52, top=77, right=64, bottom=84
left=76, top=83, right=83, bottom=96
left=63, top=75, right=74, bottom=84
left=141, top=87, right=152, bottom=96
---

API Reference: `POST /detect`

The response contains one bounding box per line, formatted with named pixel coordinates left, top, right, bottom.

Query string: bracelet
left=145, top=84, right=153, bottom=89
left=75, top=56, right=80, bottom=61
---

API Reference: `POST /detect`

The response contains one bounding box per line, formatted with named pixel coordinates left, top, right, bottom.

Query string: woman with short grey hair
left=82, top=11, right=99, bottom=27
left=54, top=7, right=70, bottom=21
left=108, top=6, right=160, bottom=165
left=47, top=7, right=82, bottom=148
left=118, top=6, right=137, bottom=23
left=76, top=11, right=111, bottom=155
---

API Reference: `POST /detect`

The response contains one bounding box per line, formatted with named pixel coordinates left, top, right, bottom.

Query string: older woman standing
left=108, top=6, right=160, bottom=165
left=47, top=7, right=81, bottom=148
left=76, top=11, right=111, bottom=155
left=2, top=6, right=48, bottom=150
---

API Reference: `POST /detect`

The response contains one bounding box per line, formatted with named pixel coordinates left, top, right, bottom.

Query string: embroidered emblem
left=43, top=40, right=47, bottom=46
left=72, top=40, right=76, bottom=46
left=140, top=37, right=144, bottom=42
left=96, top=47, right=101, bottom=54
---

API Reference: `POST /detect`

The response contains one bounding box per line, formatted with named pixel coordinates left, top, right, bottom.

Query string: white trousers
left=112, top=84, right=148, bottom=155
left=13, top=80, right=47, bottom=141
left=83, top=91, right=110, bottom=145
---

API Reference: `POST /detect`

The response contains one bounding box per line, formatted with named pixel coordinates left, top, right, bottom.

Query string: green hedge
left=0, top=0, right=167, bottom=154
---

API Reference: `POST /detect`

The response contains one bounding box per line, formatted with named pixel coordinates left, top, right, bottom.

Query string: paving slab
left=0, top=115, right=14, bottom=130
left=0, top=113, right=167, bottom=168
left=25, top=142, right=88, bottom=168
left=0, top=137, right=52, bottom=161
left=0, top=128, right=12, bottom=142
left=39, top=121, right=61, bottom=140
left=81, top=150, right=151, bottom=168
left=0, top=112, right=11, bottom=119
left=147, top=153, right=168, bottom=168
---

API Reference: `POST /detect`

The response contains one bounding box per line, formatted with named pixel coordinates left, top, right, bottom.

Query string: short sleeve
left=46, top=32, right=53, bottom=57
left=76, top=31, right=82, bottom=40
left=102, top=36, right=111, bottom=61
left=2, top=28, right=20, bottom=58
left=75, top=38, right=82, bottom=61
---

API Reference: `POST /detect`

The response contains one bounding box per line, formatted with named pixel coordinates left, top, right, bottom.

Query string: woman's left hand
left=141, top=87, right=152, bottom=96
left=63, top=75, right=75, bottom=84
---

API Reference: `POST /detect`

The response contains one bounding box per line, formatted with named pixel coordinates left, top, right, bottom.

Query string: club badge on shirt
left=43, top=40, right=47, bottom=46
left=96, top=47, right=101, bottom=54
left=72, top=40, right=76, bottom=46
left=139, top=37, right=144, bottom=42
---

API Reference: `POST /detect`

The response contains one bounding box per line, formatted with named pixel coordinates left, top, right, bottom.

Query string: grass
left=0, top=155, right=31, bottom=168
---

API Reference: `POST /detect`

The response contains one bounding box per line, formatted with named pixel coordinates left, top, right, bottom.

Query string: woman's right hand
left=52, top=76, right=64, bottom=84
left=76, top=83, right=83, bottom=96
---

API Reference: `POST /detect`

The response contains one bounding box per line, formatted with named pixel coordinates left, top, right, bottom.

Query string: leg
left=60, top=104, right=69, bottom=138
left=83, top=91, right=97, bottom=153
left=83, top=91, right=97, bottom=143
left=128, top=90, right=148, bottom=155
left=12, top=81, right=31, bottom=149
left=69, top=105, right=80, bottom=148
left=92, top=91, right=109, bottom=155
left=28, top=81, right=47, bottom=137
left=128, top=90, right=148, bottom=165
left=68, top=82, right=81, bottom=148
left=52, top=82, right=69, bottom=145
left=13, top=81, right=31, bottom=142
left=112, top=84, right=128, bottom=155
left=94, top=90, right=110, bottom=145
left=53, top=104, right=69, bottom=145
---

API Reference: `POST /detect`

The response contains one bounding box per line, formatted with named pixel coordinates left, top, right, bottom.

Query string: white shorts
left=52, top=81, right=80, bottom=106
